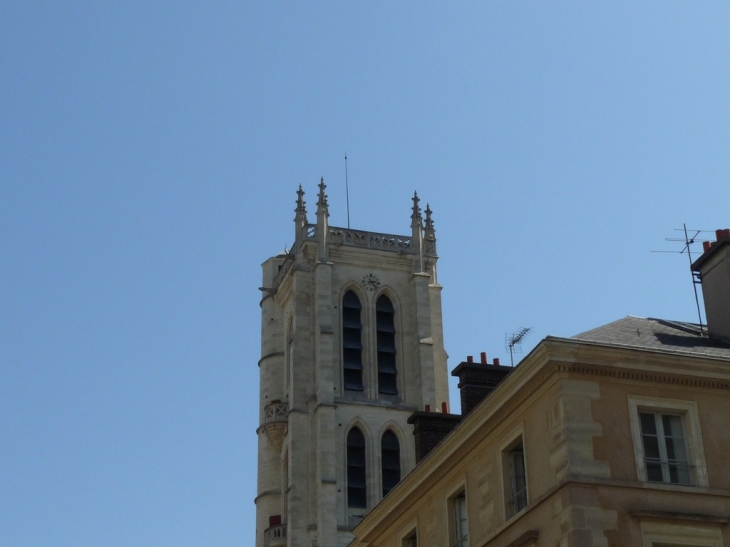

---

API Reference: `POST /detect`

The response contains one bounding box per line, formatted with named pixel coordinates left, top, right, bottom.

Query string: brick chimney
left=692, top=228, right=730, bottom=342
left=451, top=352, right=513, bottom=415
left=407, top=403, right=462, bottom=464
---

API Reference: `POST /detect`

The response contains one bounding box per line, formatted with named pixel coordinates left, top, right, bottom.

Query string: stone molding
left=629, top=509, right=730, bottom=524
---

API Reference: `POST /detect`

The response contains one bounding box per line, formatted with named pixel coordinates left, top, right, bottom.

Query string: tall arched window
left=381, top=430, right=401, bottom=497
left=376, top=295, right=397, bottom=395
left=347, top=427, right=367, bottom=508
left=342, top=291, right=363, bottom=391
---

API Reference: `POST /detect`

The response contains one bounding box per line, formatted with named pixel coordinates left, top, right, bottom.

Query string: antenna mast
left=652, top=224, right=710, bottom=335
left=505, top=327, right=531, bottom=367
left=683, top=224, right=705, bottom=335
left=345, top=153, right=350, bottom=229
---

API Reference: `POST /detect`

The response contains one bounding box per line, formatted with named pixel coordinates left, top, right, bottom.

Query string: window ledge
left=630, top=510, right=730, bottom=525
left=334, top=396, right=417, bottom=411
left=633, top=480, right=709, bottom=494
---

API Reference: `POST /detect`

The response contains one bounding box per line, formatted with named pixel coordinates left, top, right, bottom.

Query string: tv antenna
left=651, top=224, right=712, bottom=335
left=505, top=327, right=531, bottom=366
left=344, top=153, right=350, bottom=229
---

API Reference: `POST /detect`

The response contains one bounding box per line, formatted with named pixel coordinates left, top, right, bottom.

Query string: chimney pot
left=441, top=402, right=448, bottom=413
left=467, top=355, right=473, bottom=363
left=425, top=404, right=431, bottom=412
left=480, top=352, right=487, bottom=364
left=704, top=241, right=712, bottom=252
left=717, top=229, right=724, bottom=241
left=494, top=357, right=500, bottom=366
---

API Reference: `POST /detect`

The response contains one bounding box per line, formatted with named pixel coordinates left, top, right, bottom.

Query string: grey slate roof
left=565, top=316, right=730, bottom=360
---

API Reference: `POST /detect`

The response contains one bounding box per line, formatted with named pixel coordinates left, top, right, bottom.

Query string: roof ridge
left=649, top=317, right=705, bottom=336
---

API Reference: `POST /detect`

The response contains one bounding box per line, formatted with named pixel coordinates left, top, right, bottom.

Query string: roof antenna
left=505, top=327, right=531, bottom=367
left=344, top=153, right=350, bottom=229
left=652, top=224, right=712, bottom=335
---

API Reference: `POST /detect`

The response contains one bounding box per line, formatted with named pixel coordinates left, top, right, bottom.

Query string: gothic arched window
left=342, top=291, right=363, bottom=391
left=376, top=295, right=397, bottom=395
left=347, top=427, right=367, bottom=508
left=381, top=430, right=401, bottom=497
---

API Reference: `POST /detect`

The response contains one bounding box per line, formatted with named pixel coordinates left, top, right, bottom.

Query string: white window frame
left=500, top=425, right=529, bottom=520
left=447, top=488, right=468, bottom=547
left=640, top=520, right=724, bottom=546
left=628, top=396, right=708, bottom=487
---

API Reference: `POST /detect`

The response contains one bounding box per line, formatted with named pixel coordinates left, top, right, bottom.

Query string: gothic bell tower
left=256, top=180, right=449, bottom=547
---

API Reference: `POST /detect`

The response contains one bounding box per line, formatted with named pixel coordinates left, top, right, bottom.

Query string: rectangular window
left=402, top=530, right=418, bottom=547
left=449, top=491, right=468, bottom=547
left=640, top=520, right=724, bottom=547
left=639, top=412, right=691, bottom=485
left=507, top=442, right=528, bottom=515
left=628, top=396, right=708, bottom=488
left=502, top=437, right=528, bottom=518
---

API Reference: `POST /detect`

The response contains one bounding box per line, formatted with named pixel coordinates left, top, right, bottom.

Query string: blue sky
left=2, top=3, right=729, bottom=546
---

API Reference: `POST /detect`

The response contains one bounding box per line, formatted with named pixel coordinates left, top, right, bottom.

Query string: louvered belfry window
left=347, top=427, right=367, bottom=508
left=342, top=291, right=363, bottom=391
left=376, top=295, right=397, bottom=395
left=381, top=430, right=401, bottom=497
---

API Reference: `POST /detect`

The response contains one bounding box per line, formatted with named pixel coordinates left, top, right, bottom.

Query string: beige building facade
left=256, top=182, right=450, bottom=547
left=350, top=229, right=730, bottom=547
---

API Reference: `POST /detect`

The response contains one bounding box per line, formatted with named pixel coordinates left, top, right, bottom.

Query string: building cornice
left=353, top=337, right=730, bottom=540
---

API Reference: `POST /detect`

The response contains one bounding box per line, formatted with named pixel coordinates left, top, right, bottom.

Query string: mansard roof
left=567, top=315, right=730, bottom=360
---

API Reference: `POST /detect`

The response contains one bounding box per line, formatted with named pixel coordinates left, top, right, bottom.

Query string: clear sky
left=2, top=3, right=729, bottom=546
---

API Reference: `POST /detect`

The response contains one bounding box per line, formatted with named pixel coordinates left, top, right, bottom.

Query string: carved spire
left=316, top=178, right=329, bottom=261
left=411, top=191, right=422, bottom=228
left=316, top=177, right=329, bottom=218
left=294, top=185, right=308, bottom=248
left=423, top=203, right=437, bottom=257
left=295, top=184, right=307, bottom=219
left=424, top=204, right=435, bottom=236
left=411, top=191, right=424, bottom=272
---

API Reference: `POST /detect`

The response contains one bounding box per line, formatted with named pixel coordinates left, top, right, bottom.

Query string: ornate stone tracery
left=313, top=226, right=414, bottom=252
left=263, top=401, right=289, bottom=451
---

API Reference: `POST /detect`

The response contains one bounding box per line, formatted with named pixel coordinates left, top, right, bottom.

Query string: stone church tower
left=256, top=180, right=449, bottom=547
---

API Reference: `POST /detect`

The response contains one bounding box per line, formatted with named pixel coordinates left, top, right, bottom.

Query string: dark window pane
left=342, top=310, right=362, bottom=329
left=640, top=413, right=657, bottom=435
left=347, top=428, right=367, bottom=508
left=343, top=349, right=363, bottom=369
left=347, top=449, right=365, bottom=467
left=382, top=453, right=400, bottom=470
left=646, top=462, right=664, bottom=482
left=379, top=373, right=398, bottom=394
left=343, top=329, right=363, bottom=348
left=376, top=318, right=396, bottom=333
left=377, top=334, right=396, bottom=353
left=376, top=296, right=394, bottom=312
left=348, top=428, right=365, bottom=446
left=347, top=467, right=366, bottom=487
left=377, top=352, right=397, bottom=372
left=343, top=291, right=362, bottom=309
left=381, top=431, right=400, bottom=496
left=381, top=431, right=400, bottom=450
left=343, top=370, right=363, bottom=391
left=348, top=486, right=366, bottom=508
left=642, top=435, right=661, bottom=460
left=342, top=291, right=362, bottom=391
left=376, top=296, right=397, bottom=396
